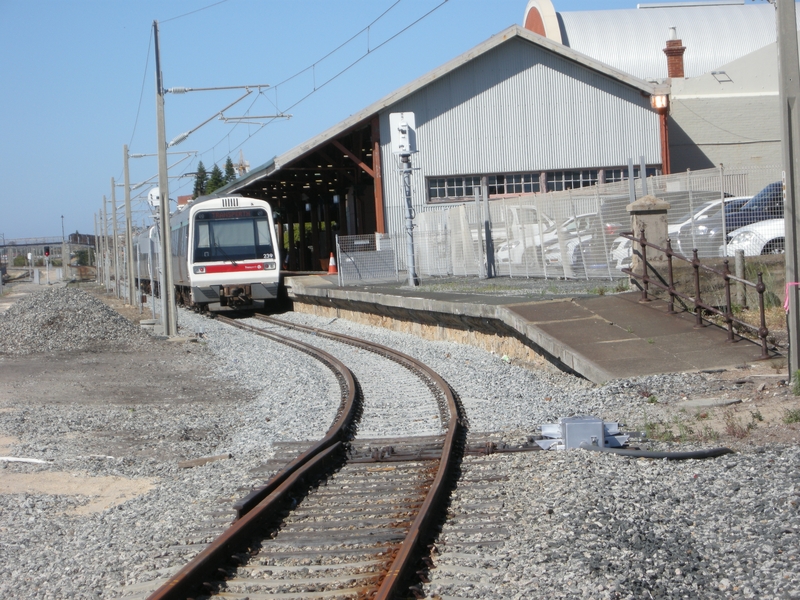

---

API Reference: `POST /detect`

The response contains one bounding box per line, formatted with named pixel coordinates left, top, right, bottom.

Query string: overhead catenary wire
left=160, top=0, right=230, bottom=24
left=124, top=0, right=450, bottom=228
left=188, top=0, right=451, bottom=175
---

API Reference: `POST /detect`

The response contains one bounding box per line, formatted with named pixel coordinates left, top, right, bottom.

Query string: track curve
left=146, top=313, right=465, bottom=600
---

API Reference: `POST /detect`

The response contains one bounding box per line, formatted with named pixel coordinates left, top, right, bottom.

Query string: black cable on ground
left=579, top=442, right=733, bottom=460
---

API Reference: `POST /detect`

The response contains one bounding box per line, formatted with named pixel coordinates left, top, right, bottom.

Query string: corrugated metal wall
left=378, top=37, right=660, bottom=259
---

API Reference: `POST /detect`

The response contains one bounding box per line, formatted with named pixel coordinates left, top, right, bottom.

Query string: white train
left=134, top=194, right=280, bottom=311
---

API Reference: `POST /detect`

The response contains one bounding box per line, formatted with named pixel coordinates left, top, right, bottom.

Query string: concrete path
left=284, top=275, right=773, bottom=383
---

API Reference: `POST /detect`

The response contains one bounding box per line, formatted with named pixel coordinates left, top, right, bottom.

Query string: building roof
left=224, top=24, right=659, bottom=195
left=524, top=1, right=796, bottom=80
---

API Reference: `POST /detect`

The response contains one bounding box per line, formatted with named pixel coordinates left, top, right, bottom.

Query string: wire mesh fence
left=336, top=233, right=399, bottom=285
left=336, top=164, right=782, bottom=284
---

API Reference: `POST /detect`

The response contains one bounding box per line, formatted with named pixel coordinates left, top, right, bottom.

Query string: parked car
left=496, top=212, right=596, bottom=266
left=610, top=236, right=632, bottom=271
left=725, top=181, right=783, bottom=231
left=722, top=218, right=784, bottom=256
left=540, top=213, right=624, bottom=275
left=609, top=196, right=750, bottom=270
left=671, top=196, right=749, bottom=255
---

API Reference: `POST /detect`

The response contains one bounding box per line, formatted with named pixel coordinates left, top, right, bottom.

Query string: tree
left=75, top=248, right=94, bottom=266
left=205, top=164, right=225, bottom=194
left=193, top=161, right=208, bottom=198
left=224, top=156, right=236, bottom=183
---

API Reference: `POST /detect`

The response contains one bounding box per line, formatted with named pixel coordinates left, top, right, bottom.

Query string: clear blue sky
left=0, top=0, right=770, bottom=239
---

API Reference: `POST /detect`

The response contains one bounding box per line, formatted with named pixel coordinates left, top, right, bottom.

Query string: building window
left=488, top=173, right=541, bottom=195
left=428, top=176, right=482, bottom=200
left=426, top=166, right=658, bottom=203
left=604, top=167, right=660, bottom=183
left=546, top=170, right=598, bottom=191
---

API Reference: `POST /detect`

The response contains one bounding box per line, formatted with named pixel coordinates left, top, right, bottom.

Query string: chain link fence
left=335, top=165, right=782, bottom=284
left=336, top=234, right=399, bottom=285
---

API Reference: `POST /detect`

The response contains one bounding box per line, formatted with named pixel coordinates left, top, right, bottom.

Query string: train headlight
left=193, top=266, right=206, bottom=274
left=263, top=261, right=277, bottom=270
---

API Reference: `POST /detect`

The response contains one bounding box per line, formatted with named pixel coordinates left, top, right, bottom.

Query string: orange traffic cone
left=328, top=252, right=338, bottom=274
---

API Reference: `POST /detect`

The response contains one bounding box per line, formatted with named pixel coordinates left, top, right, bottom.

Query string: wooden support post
left=299, top=206, right=307, bottom=271
left=372, top=116, right=386, bottom=234
left=311, top=200, right=321, bottom=270
left=286, top=209, right=295, bottom=270
left=323, top=203, right=332, bottom=258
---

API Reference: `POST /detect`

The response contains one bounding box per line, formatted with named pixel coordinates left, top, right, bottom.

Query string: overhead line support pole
left=111, top=177, right=120, bottom=298
left=154, top=20, right=177, bottom=336
left=102, top=196, right=110, bottom=291
left=123, top=145, right=135, bottom=304
left=778, top=0, right=800, bottom=379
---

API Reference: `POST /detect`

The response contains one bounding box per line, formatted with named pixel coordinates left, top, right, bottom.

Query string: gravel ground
left=242, top=316, right=445, bottom=438
left=427, top=448, right=799, bottom=599
left=0, top=287, right=150, bottom=355
left=0, top=284, right=798, bottom=599
left=0, top=287, right=342, bottom=599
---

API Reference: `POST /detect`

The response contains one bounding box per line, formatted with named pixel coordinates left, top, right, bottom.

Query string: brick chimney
left=663, top=27, right=686, bottom=78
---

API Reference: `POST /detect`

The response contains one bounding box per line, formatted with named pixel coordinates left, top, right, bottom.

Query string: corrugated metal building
left=223, top=25, right=664, bottom=270
left=523, top=0, right=798, bottom=173
left=524, top=0, right=797, bottom=80
left=669, top=39, right=786, bottom=171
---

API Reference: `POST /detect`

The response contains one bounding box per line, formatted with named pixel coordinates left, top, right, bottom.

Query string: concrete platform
left=284, top=275, right=773, bottom=384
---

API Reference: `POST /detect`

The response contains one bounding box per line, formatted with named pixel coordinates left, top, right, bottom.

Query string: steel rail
left=217, top=317, right=359, bottom=519
left=255, top=315, right=465, bottom=599
left=146, top=317, right=359, bottom=600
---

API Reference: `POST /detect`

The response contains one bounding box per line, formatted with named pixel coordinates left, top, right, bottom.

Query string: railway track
left=145, top=313, right=466, bottom=600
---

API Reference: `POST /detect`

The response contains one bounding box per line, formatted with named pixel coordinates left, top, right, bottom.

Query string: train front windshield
left=193, top=209, right=275, bottom=263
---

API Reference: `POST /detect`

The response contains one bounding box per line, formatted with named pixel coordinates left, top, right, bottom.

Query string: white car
left=722, top=218, right=784, bottom=256
left=610, top=236, right=632, bottom=270
left=495, top=212, right=592, bottom=265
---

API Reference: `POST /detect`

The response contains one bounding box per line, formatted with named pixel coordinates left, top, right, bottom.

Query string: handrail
left=621, top=228, right=771, bottom=360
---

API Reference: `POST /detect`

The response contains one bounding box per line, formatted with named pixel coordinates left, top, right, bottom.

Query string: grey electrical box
left=389, top=112, right=417, bottom=155
left=561, top=416, right=606, bottom=449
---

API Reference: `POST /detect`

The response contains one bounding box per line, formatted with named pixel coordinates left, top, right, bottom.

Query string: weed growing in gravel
left=647, top=338, right=655, bottom=344
left=750, top=410, right=764, bottom=422
left=783, top=408, right=800, bottom=424
left=674, top=417, right=694, bottom=442
left=698, top=424, right=720, bottom=442
left=724, top=411, right=757, bottom=438
left=647, top=395, right=658, bottom=404
left=614, top=280, right=630, bottom=293
left=590, top=286, right=607, bottom=296
left=770, top=359, right=785, bottom=373
left=644, top=420, right=675, bottom=442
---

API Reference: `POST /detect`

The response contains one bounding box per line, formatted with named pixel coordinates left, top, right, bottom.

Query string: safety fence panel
left=414, top=211, right=451, bottom=277
left=336, top=233, right=399, bottom=285
left=337, top=165, right=782, bottom=285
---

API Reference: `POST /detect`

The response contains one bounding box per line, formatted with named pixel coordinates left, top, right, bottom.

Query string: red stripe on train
left=202, top=263, right=264, bottom=273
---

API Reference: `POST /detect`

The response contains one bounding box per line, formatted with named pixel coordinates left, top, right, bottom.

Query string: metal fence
left=336, top=164, right=782, bottom=284
left=336, top=234, right=400, bottom=285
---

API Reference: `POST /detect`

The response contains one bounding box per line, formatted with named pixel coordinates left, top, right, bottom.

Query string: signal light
left=44, top=246, right=50, bottom=257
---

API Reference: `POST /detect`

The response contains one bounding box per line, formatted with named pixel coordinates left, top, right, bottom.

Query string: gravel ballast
left=0, top=286, right=798, bottom=599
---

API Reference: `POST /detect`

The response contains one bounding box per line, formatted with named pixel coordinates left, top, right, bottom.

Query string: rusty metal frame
left=622, top=229, right=772, bottom=360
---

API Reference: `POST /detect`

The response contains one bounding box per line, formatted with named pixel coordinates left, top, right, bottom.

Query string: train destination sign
left=197, top=209, right=266, bottom=220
